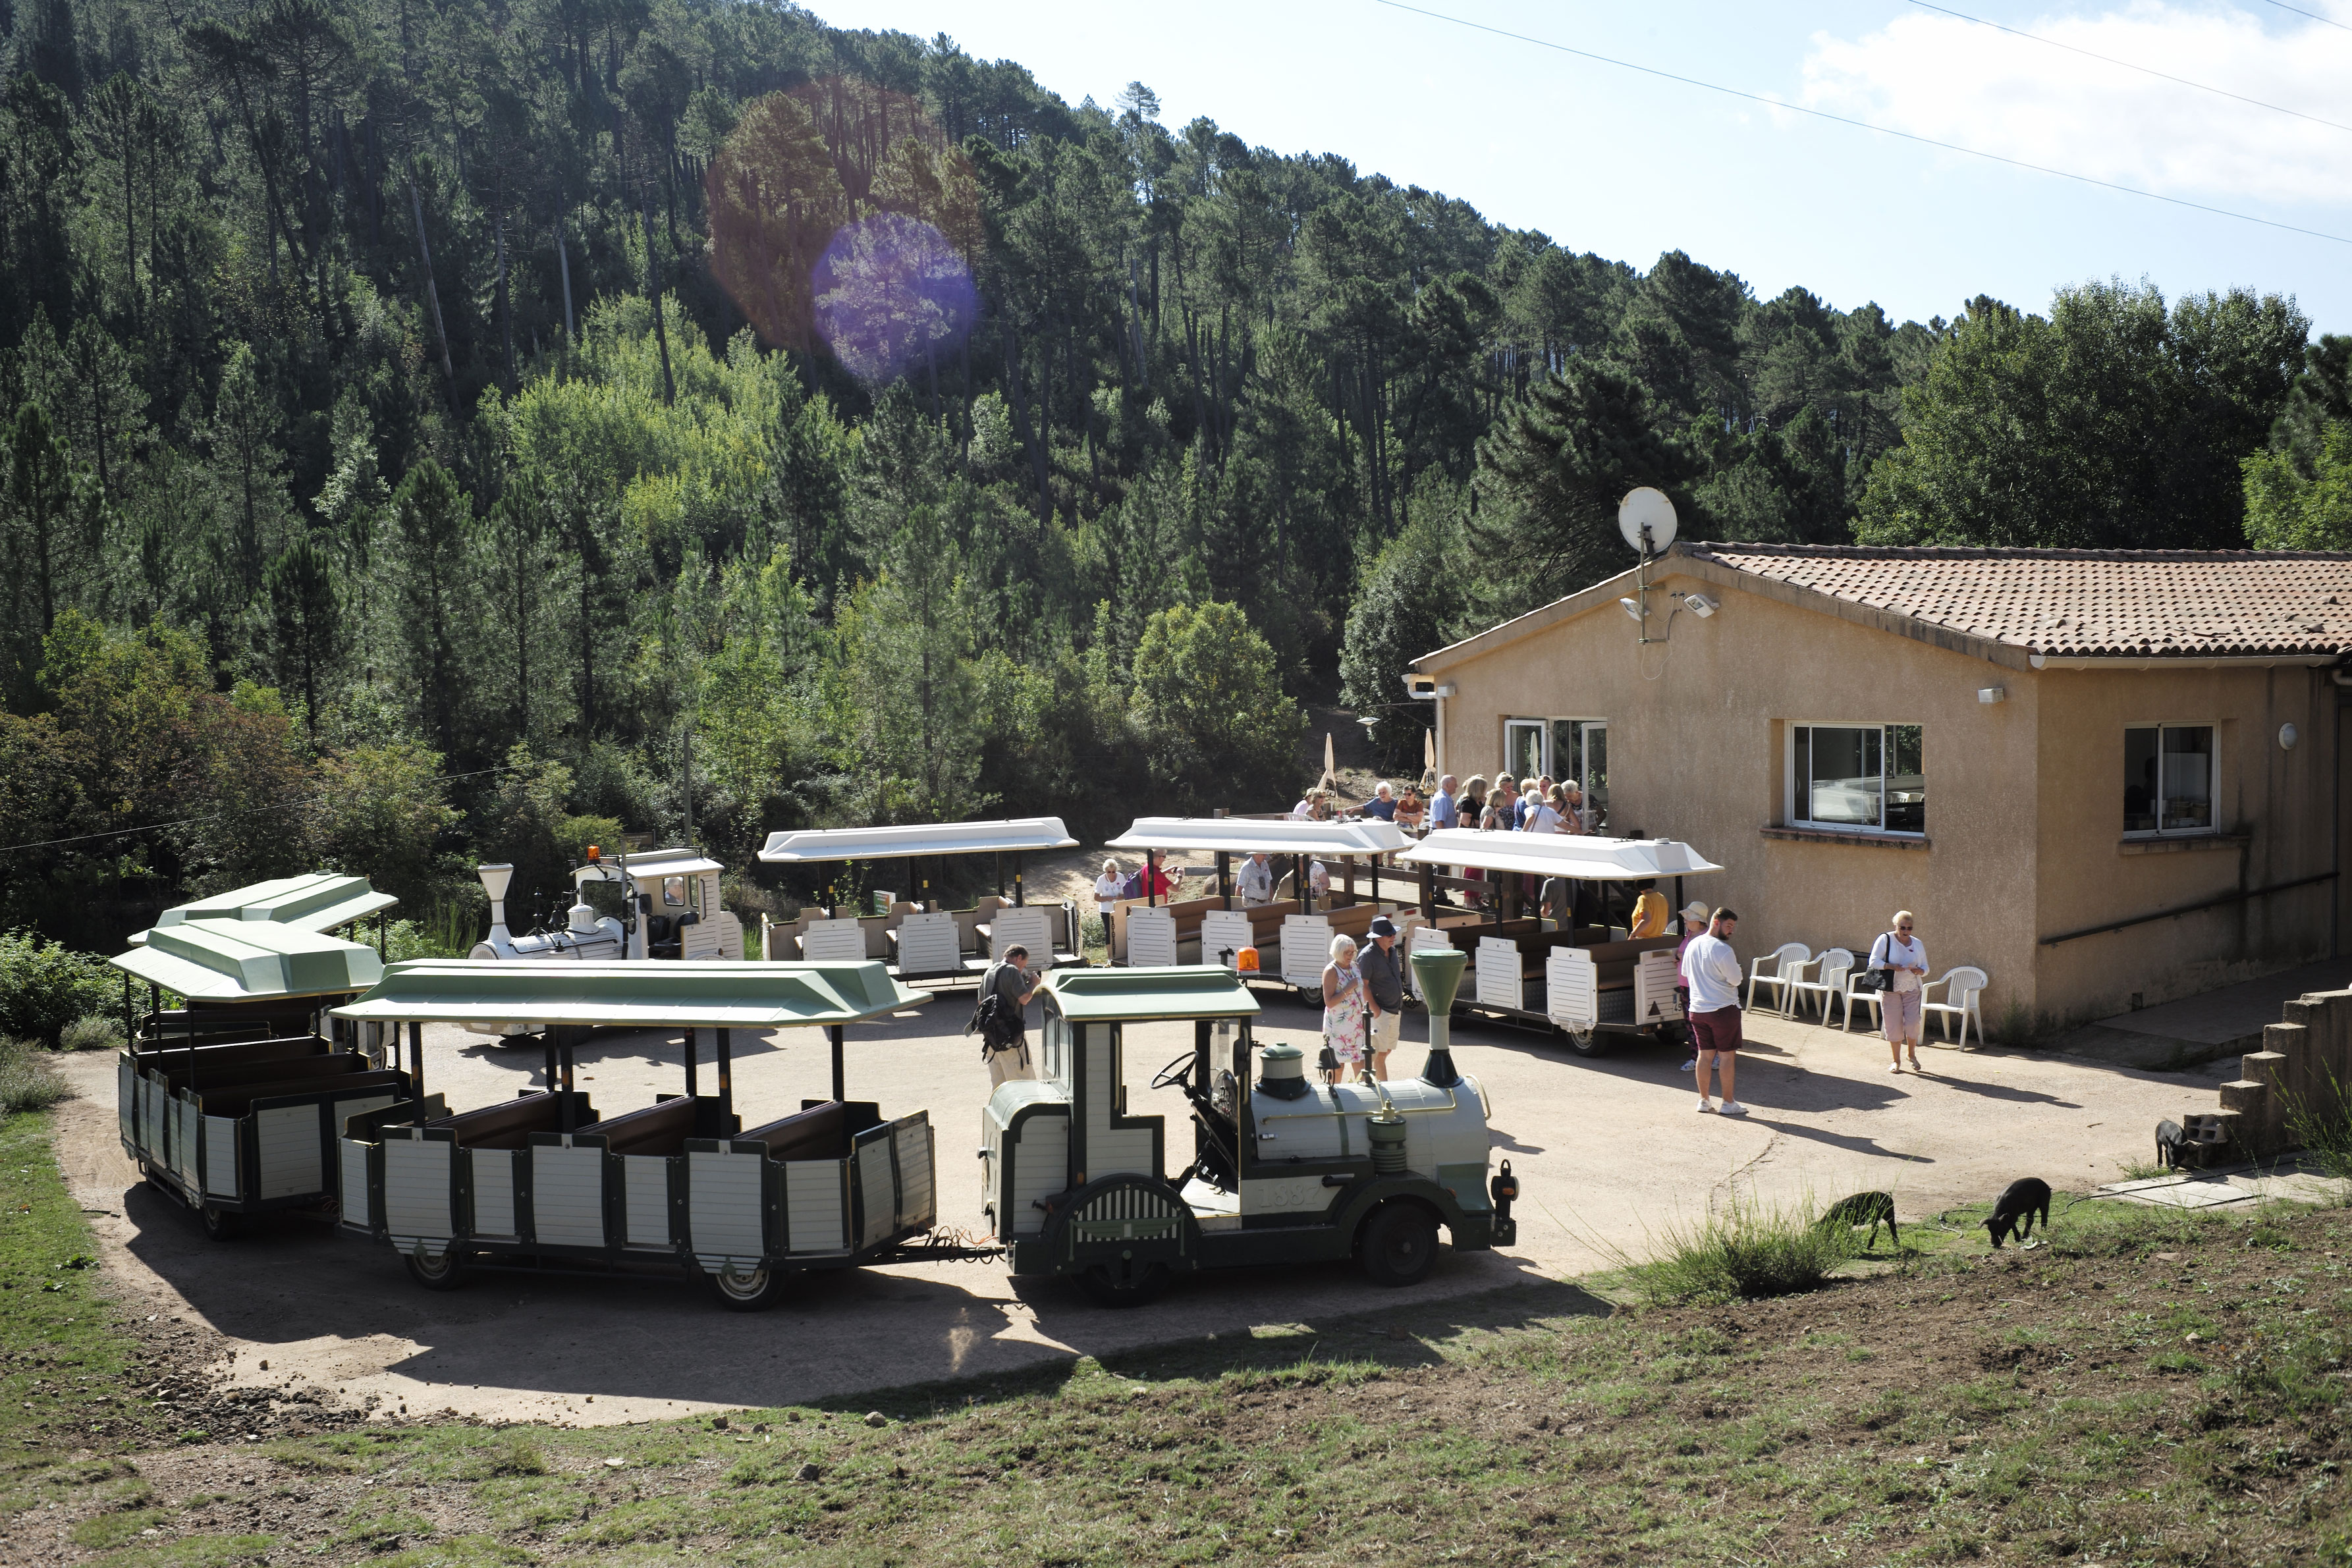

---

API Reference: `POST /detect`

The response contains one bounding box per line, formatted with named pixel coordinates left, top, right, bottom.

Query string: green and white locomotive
left=983, top=950, right=1517, bottom=1305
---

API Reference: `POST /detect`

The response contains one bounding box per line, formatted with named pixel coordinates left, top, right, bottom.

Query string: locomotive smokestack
left=478, top=863, right=515, bottom=936
left=1409, top=947, right=1467, bottom=1089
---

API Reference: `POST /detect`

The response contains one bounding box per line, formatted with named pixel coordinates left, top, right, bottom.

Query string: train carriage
left=1393, top=832, right=1724, bottom=1055
left=111, top=906, right=408, bottom=1240
left=330, top=960, right=939, bottom=1310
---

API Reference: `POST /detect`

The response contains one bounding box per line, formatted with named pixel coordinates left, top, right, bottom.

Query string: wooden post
left=827, top=1024, right=846, bottom=1103
left=1674, top=875, right=1687, bottom=934
left=717, top=1027, right=734, bottom=1122
left=1216, top=852, right=1230, bottom=904
left=558, top=1031, right=577, bottom=1133
left=1014, top=853, right=1025, bottom=907
left=408, top=1020, right=425, bottom=1103
left=121, top=973, right=133, bottom=1047
left=683, top=1029, right=698, bottom=1098
left=1419, top=861, right=1435, bottom=922
left=542, top=1034, right=557, bottom=1096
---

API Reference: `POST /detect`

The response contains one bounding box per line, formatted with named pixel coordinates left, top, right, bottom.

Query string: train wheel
left=1358, top=1202, right=1439, bottom=1287
left=198, top=1204, right=242, bottom=1241
left=1076, top=1260, right=1170, bottom=1308
left=402, top=1248, right=470, bottom=1291
left=705, top=1262, right=788, bottom=1312
left=1564, top=1025, right=1610, bottom=1058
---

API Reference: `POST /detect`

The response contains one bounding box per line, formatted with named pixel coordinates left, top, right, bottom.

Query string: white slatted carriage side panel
left=1008, top=1114, right=1068, bottom=1237
left=173, top=1098, right=202, bottom=1184
left=1124, top=907, right=1178, bottom=969
left=1476, top=936, right=1525, bottom=1011
left=783, top=1161, right=846, bottom=1254
left=1198, top=910, right=1253, bottom=969
left=339, top=1139, right=375, bottom=1229
left=1545, top=948, right=1599, bottom=1031
left=254, top=1104, right=323, bottom=1198
left=622, top=1155, right=672, bottom=1249
left=1635, top=948, right=1683, bottom=1025
left=686, top=1149, right=765, bottom=1265
left=469, top=1149, right=519, bottom=1239
left=1280, top=915, right=1331, bottom=990
left=798, top=919, right=867, bottom=962
left=856, top=1138, right=894, bottom=1248
left=202, top=1118, right=240, bottom=1198
left=711, top=909, right=746, bottom=960
left=333, top=1095, right=396, bottom=1145
left=680, top=921, right=726, bottom=960
left=894, top=911, right=962, bottom=977
left=989, top=906, right=1051, bottom=962
left=529, top=1143, right=608, bottom=1249
left=381, top=1135, right=454, bottom=1240
left=142, top=1072, right=166, bottom=1167
left=891, top=1118, right=935, bottom=1230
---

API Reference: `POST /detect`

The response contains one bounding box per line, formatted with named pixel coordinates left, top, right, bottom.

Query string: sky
left=806, top=0, right=2352, bottom=335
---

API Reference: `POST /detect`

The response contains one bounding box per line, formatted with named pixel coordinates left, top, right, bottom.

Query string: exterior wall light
left=2281, top=722, right=2299, bottom=751
left=1618, top=597, right=1647, bottom=622
left=1683, top=593, right=1719, bottom=618
left=1977, top=687, right=2006, bottom=704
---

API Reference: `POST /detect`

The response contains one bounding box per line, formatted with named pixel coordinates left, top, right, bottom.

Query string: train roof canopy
left=758, top=817, right=1077, bottom=864
left=581, top=847, right=727, bottom=881
left=111, top=919, right=385, bottom=1001
left=330, top=960, right=926, bottom=1029
left=132, top=871, right=398, bottom=944
left=1393, top=832, right=1724, bottom=881
left=1039, top=965, right=1263, bottom=1023
left=1103, top=817, right=1412, bottom=857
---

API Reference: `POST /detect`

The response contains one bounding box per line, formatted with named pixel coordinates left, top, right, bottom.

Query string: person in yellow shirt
left=1630, top=879, right=1670, bottom=938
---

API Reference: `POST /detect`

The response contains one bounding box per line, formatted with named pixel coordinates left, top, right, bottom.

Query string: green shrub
left=1620, top=1189, right=1858, bottom=1305
left=59, top=1014, right=125, bottom=1052
left=2282, top=1066, right=2352, bottom=1184
left=0, top=929, right=119, bottom=1045
left=0, top=1036, right=72, bottom=1113
left=381, top=902, right=479, bottom=963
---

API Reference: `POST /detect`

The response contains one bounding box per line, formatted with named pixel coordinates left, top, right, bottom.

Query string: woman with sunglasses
left=1869, top=910, right=1929, bottom=1072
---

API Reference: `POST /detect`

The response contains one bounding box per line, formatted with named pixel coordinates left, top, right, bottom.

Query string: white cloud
left=1801, top=3, right=2352, bottom=207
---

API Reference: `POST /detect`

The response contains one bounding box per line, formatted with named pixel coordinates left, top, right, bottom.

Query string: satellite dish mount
left=1618, top=488, right=1679, bottom=645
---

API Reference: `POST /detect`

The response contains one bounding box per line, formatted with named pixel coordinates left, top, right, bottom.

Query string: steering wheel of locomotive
left=1151, top=1051, right=1197, bottom=1093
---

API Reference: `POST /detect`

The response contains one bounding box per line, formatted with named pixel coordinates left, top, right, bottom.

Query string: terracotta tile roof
left=1681, top=543, right=2352, bottom=659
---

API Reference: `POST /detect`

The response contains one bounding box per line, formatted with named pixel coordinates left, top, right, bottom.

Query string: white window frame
left=1786, top=721, right=1926, bottom=837
left=1498, top=716, right=1608, bottom=830
left=2122, top=722, right=2218, bottom=838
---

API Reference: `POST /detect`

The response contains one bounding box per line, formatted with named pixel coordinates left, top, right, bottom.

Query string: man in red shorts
left=1679, top=907, right=1747, bottom=1116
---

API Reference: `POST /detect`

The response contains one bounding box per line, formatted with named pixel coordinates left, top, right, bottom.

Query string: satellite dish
left=1618, top=487, right=1678, bottom=556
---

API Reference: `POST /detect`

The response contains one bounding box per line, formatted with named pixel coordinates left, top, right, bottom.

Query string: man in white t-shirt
left=1679, top=907, right=1747, bottom=1116
left=1236, top=852, right=1276, bottom=906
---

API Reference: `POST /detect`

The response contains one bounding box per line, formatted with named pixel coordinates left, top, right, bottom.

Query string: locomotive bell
left=1409, top=947, right=1467, bottom=1089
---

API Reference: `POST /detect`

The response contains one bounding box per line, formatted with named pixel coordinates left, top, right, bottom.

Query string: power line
left=1903, top=0, right=2352, bottom=138
left=1367, top=0, right=2352, bottom=248
left=2251, top=0, right=2352, bottom=36
left=0, top=764, right=528, bottom=855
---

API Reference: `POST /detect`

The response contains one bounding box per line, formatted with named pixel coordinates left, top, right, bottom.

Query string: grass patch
left=1613, top=1186, right=1863, bottom=1303
left=0, top=1037, right=72, bottom=1114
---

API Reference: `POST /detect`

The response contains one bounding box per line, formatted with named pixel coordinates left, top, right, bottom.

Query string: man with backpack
left=973, top=944, right=1041, bottom=1089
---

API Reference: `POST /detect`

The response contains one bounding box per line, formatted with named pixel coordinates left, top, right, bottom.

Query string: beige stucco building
left=1408, top=543, right=2350, bottom=1030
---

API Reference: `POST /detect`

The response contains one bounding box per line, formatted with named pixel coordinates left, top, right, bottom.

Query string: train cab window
left=662, top=876, right=688, bottom=907
left=1041, top=1015, right=1072, bottom=1091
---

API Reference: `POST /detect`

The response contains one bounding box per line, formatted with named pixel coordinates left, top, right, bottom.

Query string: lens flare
left=811, top=213, right=977, bottom=385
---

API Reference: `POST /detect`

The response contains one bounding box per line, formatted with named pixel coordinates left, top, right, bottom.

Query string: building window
left=1500, top=716, right=1608, bottom=830
left=2124, top=724, right=2214, bottom=834
left=1789, top=723, right=1925, bottom=835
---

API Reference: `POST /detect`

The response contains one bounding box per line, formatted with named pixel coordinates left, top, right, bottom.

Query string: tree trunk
left=407, top=175, right=458, bottom=410
left=642, top=194, right=677, bottom=405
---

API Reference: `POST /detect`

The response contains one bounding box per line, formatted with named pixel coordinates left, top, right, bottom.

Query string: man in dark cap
left=1359, top=915, right=1406, bottom=1082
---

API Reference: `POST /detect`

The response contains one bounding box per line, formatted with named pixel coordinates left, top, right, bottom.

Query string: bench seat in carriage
left=333, top=960, right=939, bottom=1309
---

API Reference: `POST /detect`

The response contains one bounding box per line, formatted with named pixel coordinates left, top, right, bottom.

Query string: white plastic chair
left=1923, top=966, right=1989, bottom=1047
left=1745, top=943, right=1811, bottom=1012
left=1782, top=948, right=1853, bottom=1023
left=1838, top=968, right=1885, bottom=1032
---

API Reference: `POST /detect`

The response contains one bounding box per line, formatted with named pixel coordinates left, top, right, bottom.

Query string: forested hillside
left=0, top=0, right=2335, bottom=948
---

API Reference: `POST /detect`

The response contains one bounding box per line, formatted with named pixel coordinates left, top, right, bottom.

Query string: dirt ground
left=49, top=985, right=2229, bottom=1432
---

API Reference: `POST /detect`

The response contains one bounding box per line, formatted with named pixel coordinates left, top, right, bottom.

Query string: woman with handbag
left=1867, top=911, right=1929, bottom=1072
left=1322, top=934, right=1371, bottom=1084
